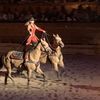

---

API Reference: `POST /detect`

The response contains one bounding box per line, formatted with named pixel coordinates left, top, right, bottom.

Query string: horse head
left=53, top=34, right=64, bottom=48
left=40, top=38, right=52, bottom=55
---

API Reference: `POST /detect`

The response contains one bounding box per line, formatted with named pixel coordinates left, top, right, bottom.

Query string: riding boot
left=23, top=45, right=26, bottom=63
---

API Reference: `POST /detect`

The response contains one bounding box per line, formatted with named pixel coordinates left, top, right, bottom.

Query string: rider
left=25, top=17, right=46, bottom=46
left=23, top=17, right=46, bottom=61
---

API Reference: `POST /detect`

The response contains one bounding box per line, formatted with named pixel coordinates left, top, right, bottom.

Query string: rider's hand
left=26, top=43, right=32, bottom=45
left=43, top=30, right=46, bottom=33
left=26, top=43, right=29, bottom=45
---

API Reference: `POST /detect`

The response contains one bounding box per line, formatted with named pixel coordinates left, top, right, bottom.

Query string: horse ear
left=42, top=38, right=45, bottom=41
left=57, top=34, right=59, bottom=37
left=40, top=39, right=43, bottom=42
left=41, top=38, right=45, bottom=42
left=53, top=34, right=56, bottom=37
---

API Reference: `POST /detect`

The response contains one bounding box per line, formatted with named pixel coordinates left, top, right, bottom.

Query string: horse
left=3, top=38, right=52, bottom=85
left=40, top=34, right=65, bottom=80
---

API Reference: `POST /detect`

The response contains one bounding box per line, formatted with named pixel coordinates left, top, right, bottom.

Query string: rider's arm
left=35, top=25, right=46, bottom=33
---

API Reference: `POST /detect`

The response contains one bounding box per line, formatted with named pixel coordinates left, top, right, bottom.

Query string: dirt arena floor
left=0, top=54, right=100, bottom=100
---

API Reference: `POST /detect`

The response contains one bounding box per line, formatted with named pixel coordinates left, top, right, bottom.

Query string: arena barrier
left=0, top=23, right=100, bottom=55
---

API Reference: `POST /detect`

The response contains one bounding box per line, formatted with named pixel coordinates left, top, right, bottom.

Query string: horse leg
left=53, top=63, right=61, bottom=80
left=59, top=55, right=65, bottom=78
left=59, top=67, right=65, bottom=79
left=5, top=71, right=8, bottom=85
left=5, top=69, right=15, bottom=85
left=3, top=64, right=8, bottom=85
left=59, top=63, right=65, bottom=78
left=16, top=64, right=24, bottom=75
left=5, top=62, right=15, bottom=85
left=27, top=68, right=32, bottom=86
left=35, top=64, right=46, bottom=81
left=8, top=67, right=15, bottom=85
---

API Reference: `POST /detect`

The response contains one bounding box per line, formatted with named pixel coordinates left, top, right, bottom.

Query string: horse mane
left=49, top=36, right=58, bottom=51
left=29, top=41, right=40, bottom=51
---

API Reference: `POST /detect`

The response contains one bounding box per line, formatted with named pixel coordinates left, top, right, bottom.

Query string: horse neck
left=30, top=43, right=42, bottom=60
left=51, top=42, right=58, bottom=50
left=55, top=46, right=61, bottom=54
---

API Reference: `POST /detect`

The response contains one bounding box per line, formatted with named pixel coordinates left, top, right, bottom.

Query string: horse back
left=10, top=51, right=23, bottom=60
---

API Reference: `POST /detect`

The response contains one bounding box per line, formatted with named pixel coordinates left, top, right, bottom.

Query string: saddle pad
left=10, top=51, right=23, bottom=60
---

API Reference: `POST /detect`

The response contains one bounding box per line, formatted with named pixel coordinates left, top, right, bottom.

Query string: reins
left=42, top=32, right=56, bottom=52
left=40, top=41, right=51, bottom=56
left=16, top=34, right=29, bottom=50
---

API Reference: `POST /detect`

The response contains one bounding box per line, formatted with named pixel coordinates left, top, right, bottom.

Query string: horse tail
left=0, top=52, right=10, bottom=69
left=0, top=55, right=5, bottom=69
left=47, top=56, right=52, bottom=64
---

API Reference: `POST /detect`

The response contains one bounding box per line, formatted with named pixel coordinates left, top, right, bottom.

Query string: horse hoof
left=56, top=79, right=62, bottom=81
left=35, top=75, right=42, bottom=79
left=4, top=83, right=7, bottom=85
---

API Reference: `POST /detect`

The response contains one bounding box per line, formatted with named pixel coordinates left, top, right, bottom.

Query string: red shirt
left=26, top=24, right=45, bottom=45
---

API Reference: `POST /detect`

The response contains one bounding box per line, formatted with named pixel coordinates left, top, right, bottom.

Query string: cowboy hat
left=25, top=17, right=35, bottom=26
left=29, top=17, right=35, bottom=22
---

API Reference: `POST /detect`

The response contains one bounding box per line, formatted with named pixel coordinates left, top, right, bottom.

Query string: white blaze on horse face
left=54, top=34, right=64, bottom=48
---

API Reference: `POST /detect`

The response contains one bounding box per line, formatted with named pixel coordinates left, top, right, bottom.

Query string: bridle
left=40, top=41, right=52, bottom=55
